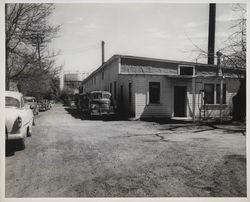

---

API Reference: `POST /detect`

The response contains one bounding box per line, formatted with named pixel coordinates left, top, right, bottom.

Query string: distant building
left=82, top=55, right=244, bottom=120
left=63, top=71, right=86, bottom=94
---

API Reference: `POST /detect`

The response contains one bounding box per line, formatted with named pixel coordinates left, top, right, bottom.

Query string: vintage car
left=84, top=91, right=115, bottom=118
left=5, top=91, right=34, bottom=149
left=38, top=100, right=46, bottom=111
left=24, top=96, right=39, bottom=115
left=38, top=99, right=50, bottom=111
left=78, top=93, right=89, bottom=112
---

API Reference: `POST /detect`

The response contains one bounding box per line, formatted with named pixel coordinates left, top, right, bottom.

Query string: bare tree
left=185, top=4, right=246, bottom=71
left=221, top=4, right=246, bottom=71
left=5, top=3, right=61, bottom=91
left=187, top=4, right=246, bottom=121
left=220, top=4, right=246, bottom=122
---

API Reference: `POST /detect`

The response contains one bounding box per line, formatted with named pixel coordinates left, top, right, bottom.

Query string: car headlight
left=16, top=116, right=22, bottom=128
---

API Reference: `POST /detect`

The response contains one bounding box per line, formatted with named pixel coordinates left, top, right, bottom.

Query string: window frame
left=20, top=96, right=25, bottom=108
left=149, top=82, right=161, bottom=104
left=204, top=84, right=215, bottom=104
left=5, top=96, right=21, bottom=108
left=204, top=83, right=227, bottom=105
left=178, top=65, right=195, bottom=76
left=216, top=84, right=226, bottom=104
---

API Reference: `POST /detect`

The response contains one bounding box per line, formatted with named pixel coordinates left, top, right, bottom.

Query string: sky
left=48, top=3, right=245, bottom=75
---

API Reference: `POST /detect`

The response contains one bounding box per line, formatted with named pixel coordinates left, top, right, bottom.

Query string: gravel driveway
left=5, top=103, right=246, bottom=197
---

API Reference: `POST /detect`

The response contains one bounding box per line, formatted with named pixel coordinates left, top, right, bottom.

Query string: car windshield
left=103, top=93, right=111, bottom=99
left=91, top=93, right=102, bottom=99
left=5, top=96, right=20, bottom=108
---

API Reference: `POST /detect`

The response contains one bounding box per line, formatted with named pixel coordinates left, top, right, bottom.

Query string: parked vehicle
left=5, top=91, right=34, bottom=149
left=84, top=91, right=115, bottom=118
left=24, top=96, right=39, bottom=115
left=78, top=93, right=89, bottom=112
left=38, top=99, right=49, bottom=111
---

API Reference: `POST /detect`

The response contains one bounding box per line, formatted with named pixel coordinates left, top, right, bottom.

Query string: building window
left=102, top=71, right=104, bottom=80
left=179, top=65, right=194, bottom=76
left=20, top=97, right=25, bottom=108
left=149, top=82, right=160, bottom=104
left=94, top=77, right=96, bottom=84
left=110, top=83, right=112, bottom=94
left=204, top=84, right=214, bottom=104
left=204, top=83, right=227, bottom=105
left=114, top=81, right=117, bottom=99
left=216, top=84, right=226, bottom=104
left=129, top=83, right=132, bottom=104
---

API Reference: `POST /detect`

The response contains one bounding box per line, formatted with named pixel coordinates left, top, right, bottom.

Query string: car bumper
left=90, top=111, right=115, bottom=116
left=7, top=132, right=25, bottom=140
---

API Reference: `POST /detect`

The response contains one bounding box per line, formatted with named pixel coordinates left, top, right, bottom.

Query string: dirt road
left=5, top=103, right=246, bottom=197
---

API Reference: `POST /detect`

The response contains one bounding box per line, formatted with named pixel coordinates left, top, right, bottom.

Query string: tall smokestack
left=207, top=4, right=216, bottom=65
left=102, top=41, right=105, bottom=65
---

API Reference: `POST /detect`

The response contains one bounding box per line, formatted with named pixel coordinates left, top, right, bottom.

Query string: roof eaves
left=82, top=55, right=119, bottom=84
left=116, top=54, right=218, bottom=68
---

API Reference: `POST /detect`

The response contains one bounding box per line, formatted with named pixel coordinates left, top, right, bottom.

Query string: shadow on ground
left=63, top=107, right=246, bottom=135
left=5, top=141, right=24, bottom=157
left=141, top=117, right=192, bottom=124
left=64, top=107, right=128, bottom=121
left=64, top=107, right=83, bottom=120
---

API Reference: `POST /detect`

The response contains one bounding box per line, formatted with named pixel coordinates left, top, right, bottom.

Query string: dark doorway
left=174, top=86, right=187, bottom=117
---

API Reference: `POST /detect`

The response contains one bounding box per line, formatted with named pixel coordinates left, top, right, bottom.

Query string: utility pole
left=217, top=51, right=223, bottom=123
left=208, top=4, right=216, bottom=65
left=102, top=40, right=105, bottom=65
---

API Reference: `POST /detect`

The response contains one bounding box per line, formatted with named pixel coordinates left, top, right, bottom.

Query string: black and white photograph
left=2, top=0, right=248, bottom=199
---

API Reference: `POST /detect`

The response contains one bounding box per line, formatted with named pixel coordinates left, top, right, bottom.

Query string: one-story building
left=82, top=55, right=244, bottom=120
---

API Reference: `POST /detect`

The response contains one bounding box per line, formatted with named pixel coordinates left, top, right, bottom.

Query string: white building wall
left=169, top=77, right=240, bottom=119
left=118, top=75, right=136, bottom=116
left=82, top=57, right=241, bottom=120
left=83, top=58, right=120, bottom=98
left=124, top=75, right=240, bottom=119
left=132, top=75, right=172, bottom=118
left=198, top=77, right=240, bottom=118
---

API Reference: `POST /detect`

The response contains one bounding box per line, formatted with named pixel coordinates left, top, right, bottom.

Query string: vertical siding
left=201, top=78, right=240, bottom=118
left=118, top=75, right=136, bottom=116
left=134, top=75, right=172, bottom=118
left=83, top=58, right=120, bottom=104
left=171, top=77, right=240, bottom=119
left=131, top=76, right=240, bottom=119
left=83, top=56, right=240, bottom=120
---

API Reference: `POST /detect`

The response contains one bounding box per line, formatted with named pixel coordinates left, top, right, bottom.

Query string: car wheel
left=27, top=127, right=32, bottom=137
left=18, top=139, right=25, bottom=150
